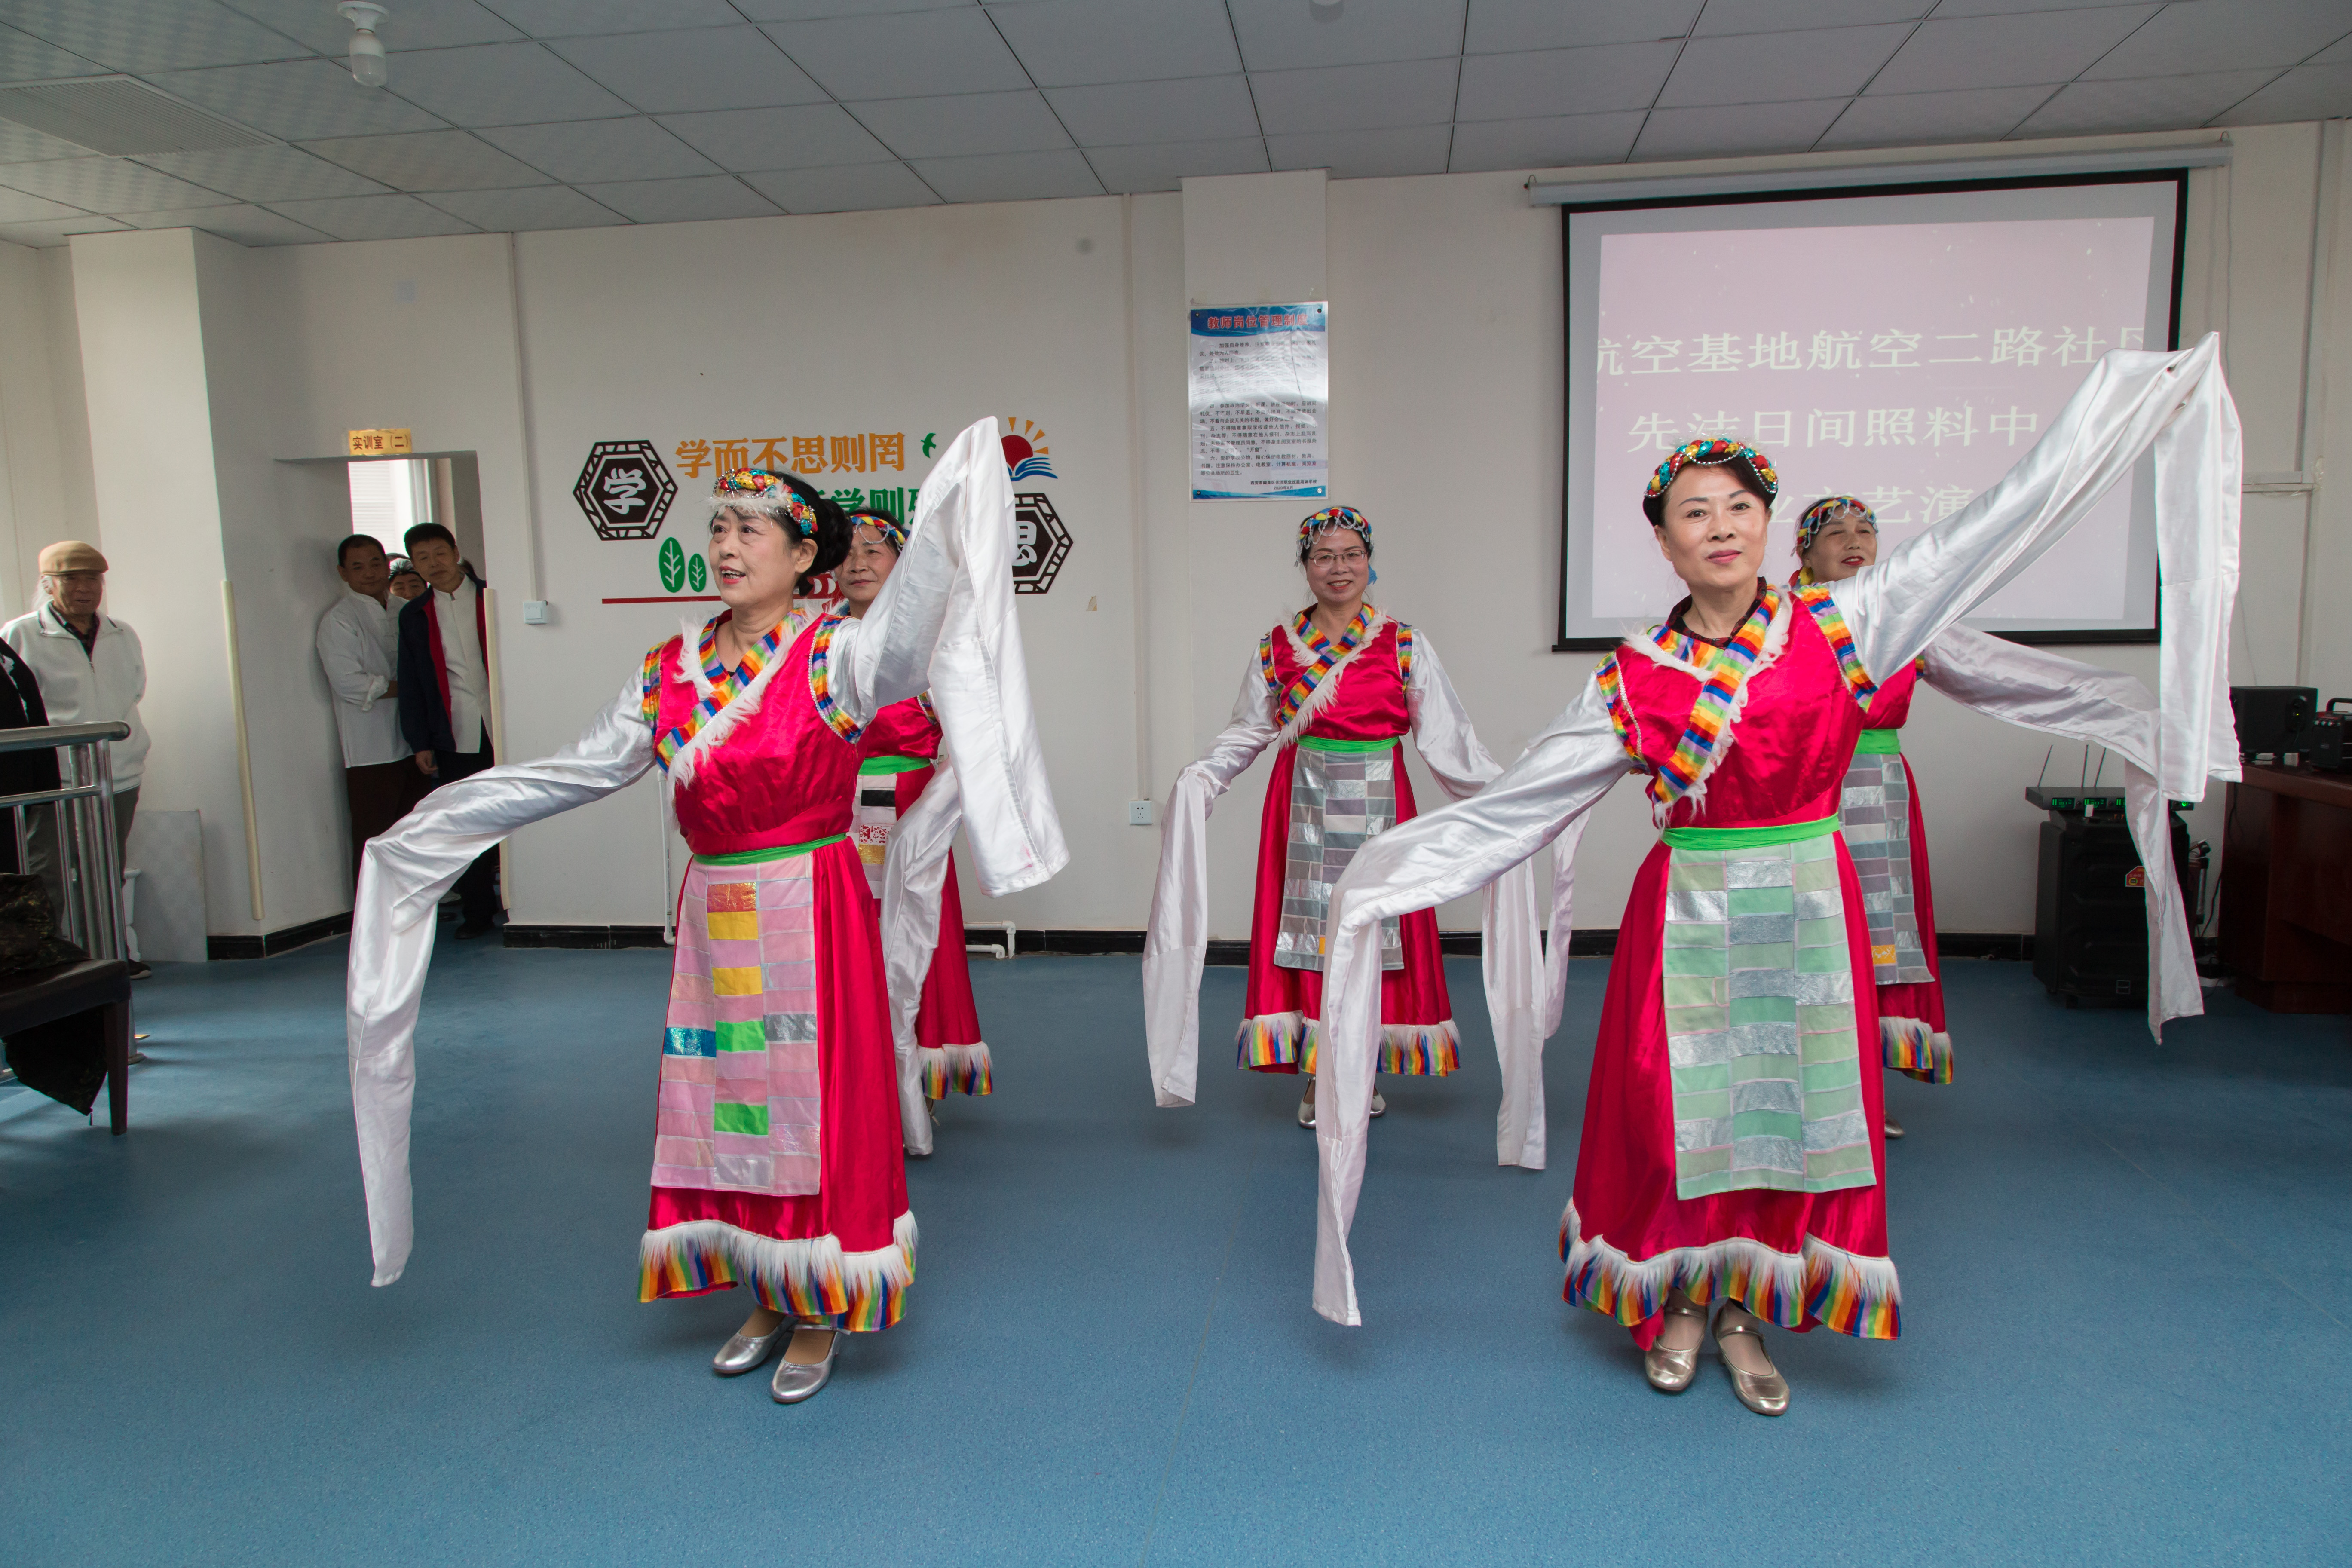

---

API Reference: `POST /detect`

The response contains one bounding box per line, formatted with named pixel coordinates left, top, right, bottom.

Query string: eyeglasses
left=850, top=522, right=899, bottom=547
left=1305, top=548, right=1367, bottom=568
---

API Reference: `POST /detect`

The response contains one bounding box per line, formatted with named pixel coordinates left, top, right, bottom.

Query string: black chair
left=0, top=959, right=132, bottom=1133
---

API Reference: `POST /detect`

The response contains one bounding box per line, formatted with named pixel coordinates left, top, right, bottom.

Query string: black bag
left=0, top=873, right=104, bottom=1115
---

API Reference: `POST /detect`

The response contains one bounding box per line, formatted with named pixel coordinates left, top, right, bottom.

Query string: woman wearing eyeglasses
left=1143, top=506, right=1540, bottom=1139
left=837, top=507, right=990, bottom=1158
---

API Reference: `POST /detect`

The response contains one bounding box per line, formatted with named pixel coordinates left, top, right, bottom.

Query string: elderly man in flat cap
left=3, top=541, right=151, bottom=975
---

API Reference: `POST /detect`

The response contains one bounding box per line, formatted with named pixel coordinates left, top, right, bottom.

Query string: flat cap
left=38, top=540, right=107, bottom=574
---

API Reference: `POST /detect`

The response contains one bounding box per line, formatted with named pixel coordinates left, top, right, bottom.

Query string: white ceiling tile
left=2084, top=0, right=2352, bottom=79
left=0, top=20, right=103, bottom=83
left=1229, top=0, right=1468, bottom=71
left=571, top=173, right=781, bottom=222
left=0, top=155, right=233, bottom=212
left=1814, top=83, right=2055, bottom=145
left=0, top=214, right=129, bottom=245
left=137, top=146, right=390, bottom=202
left=1446, top=109, right=1643, bottom=170
left=1630, top=96, right=1848, bottom=158
left=1928, top=0, right=2153, bottom=12
left=2311, top=33, right=2352, bottom=64
left=303, top=129, right=554, bottom=190
left=0, top=185, right=89, bottom=222
left=1869, top=8, right=2159, bottom=93
left=124, top=202, right=334, bottom=244
left=759, top=11, right=1030, bottom=99
left=1, top=0, right=303, bottom=74
left=478, top=118, right=718, bottom=182
left=0, top=118, right=93, bottom=164
left=1265, top=122, right=1453, bottom=178
left=741, top=159, right=941, bottom=211
left=2012, top=68, right=2284, bottom=133
left=1695, top=0, right=1932, bottom=33
left=219, top=0, right=520, bottom=57
left=485, top=0, right=749, bottom=36
left=1661, top=23, right=1912, bottom=104
left=1045, top=75, right=1260, bottom=145
left=266, top=192, right=482, bottom=238
left=1252, top=58, right=1461, bottom=135
left=907, top=147, right=1102, bottom=202
left=988, top=0, right=1244, bottom=87
left=1465, top=0, right=1702, bottom=52
left=549, top=27, right=830, bottom=113
left=658, top=104, right=894, bottom=170
left=2212, top=60, right=2352, bottom=122
left=1456, top=40, right=1681, bottom=119
left=385, top=41, right=635, bottom=126
left=848, top=90, right=1071, bottom=159
left=152, top=59, right=450, bottom=141
left=737, top=0, right=977, bottom=17
left=421, top=184, right=627, bottom=231
left=1084, top=135, right=1268, bottom=193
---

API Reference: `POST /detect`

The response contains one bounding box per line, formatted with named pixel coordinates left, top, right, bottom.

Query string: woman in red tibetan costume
left=839, top=506, right=990, bottom=1158
left=1143, top=506, right=1542, bottom=1151
left=1311, top=341, right=2240, bottom=1416
left=344, top=422, right=1063, bottom=1406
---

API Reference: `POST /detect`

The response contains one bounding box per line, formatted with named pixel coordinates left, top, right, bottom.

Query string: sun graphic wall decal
left=1000, top=416, right=1057, bottom=481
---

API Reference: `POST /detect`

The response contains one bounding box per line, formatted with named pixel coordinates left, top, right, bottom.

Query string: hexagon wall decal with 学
left=1011, top=492, right=1071, bottom=595
left=574, top=440, right=677, bottom=541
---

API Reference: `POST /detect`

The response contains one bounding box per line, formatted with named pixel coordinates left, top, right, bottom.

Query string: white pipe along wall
left=0, top=122, right=2342, bottom=946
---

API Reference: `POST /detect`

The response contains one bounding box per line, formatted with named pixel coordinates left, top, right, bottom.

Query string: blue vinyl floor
left=1, top=938, right=2346, bottom=1566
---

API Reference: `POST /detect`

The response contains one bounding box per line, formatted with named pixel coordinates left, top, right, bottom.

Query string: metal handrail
left=0, top=721, right=129, bottom=959
left=0, top=721, right=128, bottom=753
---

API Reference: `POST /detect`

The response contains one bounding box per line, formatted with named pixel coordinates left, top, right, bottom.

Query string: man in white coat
left=3, top=539, right=150, bottom=974
left=316, top=534, right=416, bottom=889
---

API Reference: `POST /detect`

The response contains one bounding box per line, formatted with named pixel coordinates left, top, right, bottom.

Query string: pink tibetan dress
left=638, top=612, right=913, bottom=1327
left=854, top=695, right=991, bottom=1099
left=1841, top=658, right=1953, bottom=1083
left=1142, top=605, right=1541, bottom=1115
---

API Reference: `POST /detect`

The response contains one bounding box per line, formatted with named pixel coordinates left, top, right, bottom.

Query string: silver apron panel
left=1274, top=741, right=1403, bottom=973
left=1838, top=747, right=1933, bottom=986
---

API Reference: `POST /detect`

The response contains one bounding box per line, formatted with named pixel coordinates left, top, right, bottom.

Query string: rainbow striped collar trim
left=808, top=614, right=863, bottom=744
left=1265, top=605, right=1378, bottom=729
left=1646, top=584, right=1780, bottom=813
left=654, top=615, right=785, bottom=772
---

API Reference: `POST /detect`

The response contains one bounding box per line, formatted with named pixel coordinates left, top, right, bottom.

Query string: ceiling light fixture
left=1310, top=0, right=1343, bottom=20
left=338, top=3, right=389, bottom=89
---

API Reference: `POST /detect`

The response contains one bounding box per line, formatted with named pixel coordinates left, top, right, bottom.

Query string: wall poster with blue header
left=1188, top=302, right=1328, bottom=500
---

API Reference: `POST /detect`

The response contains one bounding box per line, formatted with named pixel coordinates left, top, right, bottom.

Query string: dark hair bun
left=781, top=473, right=852, bottom=595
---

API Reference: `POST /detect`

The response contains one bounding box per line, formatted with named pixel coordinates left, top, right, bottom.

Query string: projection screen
left=1557, top=173, right=2185, bottom=649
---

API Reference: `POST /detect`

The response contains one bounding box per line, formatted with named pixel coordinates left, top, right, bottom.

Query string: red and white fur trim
left=1275, top=606, right=1390, bottom=748
left=665, top=608, right=812, bottom=793
left=1617, top=586, right=1794, bottom=823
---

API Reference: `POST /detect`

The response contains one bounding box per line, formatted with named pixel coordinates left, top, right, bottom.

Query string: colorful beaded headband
left=709, top=469, right=819, bottom=536
left=1298, top=505, right=1372, bottom=551
left=1795, top=495, right=1873, bottom=555
left=848, top=508, right=908, bottom=553
left=1643, top=437, right=1779, bottom=519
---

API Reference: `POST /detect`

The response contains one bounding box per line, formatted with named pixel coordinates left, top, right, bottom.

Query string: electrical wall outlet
left=1128, top=799, right=1153, bottom=826
left=522, top=600, right=549, bottom=625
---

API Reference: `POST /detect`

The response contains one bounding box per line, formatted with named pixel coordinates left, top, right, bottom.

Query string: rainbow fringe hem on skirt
left=918, top=1041, right=992, bottom=1098
left=638, top=1212, right=918, bottom=1331
left=1234, top=1011, right=1460, bottom=1077
left=1558, top=1200, right=1902, bottom=1341
left=1880, top=1015, right=1954, bottom=1085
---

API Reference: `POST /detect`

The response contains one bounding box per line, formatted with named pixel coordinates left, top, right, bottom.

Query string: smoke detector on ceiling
left=339, top=3, right=389, bottom=89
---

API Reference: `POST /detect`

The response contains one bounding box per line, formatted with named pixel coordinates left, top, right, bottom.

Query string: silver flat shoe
left=1298, top=1090, right=1387, bottom=1128
left=1369, top=1091, right=1386, bottom=1118
left=1644, top=1296, right=1707, bottom=1393
left=1883, top=1115, right=1905, bottom=1139
left=1714, top=1311, right=1792, bottom=1416
left=712, top=1321, right=787, bottom=1377
left=770, top=1326, right=839, bottom=1404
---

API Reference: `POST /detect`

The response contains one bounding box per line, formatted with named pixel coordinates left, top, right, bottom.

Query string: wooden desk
left=2220, top=765, right=2352, bottom=1012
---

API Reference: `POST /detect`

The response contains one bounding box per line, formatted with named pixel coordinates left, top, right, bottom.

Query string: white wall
left=36, top=120, right=2352, bottom=941
left=0, top=243, right=98, bottom=609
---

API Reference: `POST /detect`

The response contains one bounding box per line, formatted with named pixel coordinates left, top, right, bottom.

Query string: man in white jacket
left=316, top=534, right=416, bottom=889
left=3, top=540, right=151, bottom=974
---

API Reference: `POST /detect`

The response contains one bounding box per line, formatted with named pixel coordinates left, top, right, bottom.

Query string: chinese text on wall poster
left=1189, top=303, right=1328, bottom=500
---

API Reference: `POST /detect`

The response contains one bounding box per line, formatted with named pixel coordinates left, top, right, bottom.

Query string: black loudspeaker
left=2032, top=809, right=2193, bottom=1008
left=2305, top=699, right=2349, bottom=771
left=2230, top=685, right=2315, bottom=761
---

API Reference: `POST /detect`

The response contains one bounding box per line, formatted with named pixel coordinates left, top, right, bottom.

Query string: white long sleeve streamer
left=879, top=760, right=962, bottom=1154
left=1312, top=340, right=2242, bottom=1326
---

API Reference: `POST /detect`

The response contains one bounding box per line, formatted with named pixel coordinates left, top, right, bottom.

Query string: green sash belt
left=695, top=833, right=848, bottom=867
left=1853, top=729, right=1902, bottom=755
left=1297, top=734, right=1403, bottom=754
left=1660, top=814, right=1839, bottom=851
left=858, top=755, right=931, bottom=775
